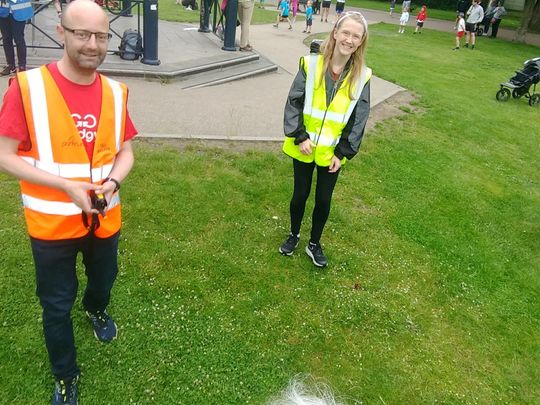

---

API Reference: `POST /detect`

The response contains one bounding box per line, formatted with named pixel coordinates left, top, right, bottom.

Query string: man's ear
left=56, top=24, right=65, bottom=44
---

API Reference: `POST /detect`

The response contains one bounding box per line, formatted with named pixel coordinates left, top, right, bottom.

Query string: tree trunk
left=514, top=0, right=537, bottom=42
left=528, top=0, right=540, bottom=32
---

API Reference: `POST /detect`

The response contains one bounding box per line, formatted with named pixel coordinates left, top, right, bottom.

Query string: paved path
left=1, top=5, right=537, bottom=141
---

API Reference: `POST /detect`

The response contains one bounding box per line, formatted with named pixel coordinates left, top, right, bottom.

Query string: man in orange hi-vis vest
left=0, top=1, right=137, bottom=403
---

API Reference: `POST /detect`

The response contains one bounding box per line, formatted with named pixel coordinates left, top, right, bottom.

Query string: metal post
left=222, top=0, right=237, bottom=51
left=199, top=0, right=212, bottom=32
left=141, top=0, right=160, bottom=65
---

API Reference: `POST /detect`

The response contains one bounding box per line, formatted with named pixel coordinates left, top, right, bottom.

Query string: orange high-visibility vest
left=16, top=66, right=128, bottom=240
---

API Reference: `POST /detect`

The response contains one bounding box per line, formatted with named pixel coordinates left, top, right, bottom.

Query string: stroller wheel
left=496, top=88, right=510, bottom=102
left=512, top=89, right=524, bottom=99
left=529, top=94, right=540, bottom=107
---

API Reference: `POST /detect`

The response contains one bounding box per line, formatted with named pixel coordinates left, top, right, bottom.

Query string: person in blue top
left=303, top=0, right=313, bottom=33
left=0, top=0, right=34, bottom=76
left=273, top=0, right=292, bottom=30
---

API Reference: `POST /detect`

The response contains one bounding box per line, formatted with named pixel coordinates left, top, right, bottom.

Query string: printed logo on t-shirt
left=72, top=113, right=97, bottom=143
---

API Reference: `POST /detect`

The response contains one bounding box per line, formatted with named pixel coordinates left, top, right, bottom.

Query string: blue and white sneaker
left=86, top=310, right=118, bottom=343
left=51, top=375, right=78, bottom=405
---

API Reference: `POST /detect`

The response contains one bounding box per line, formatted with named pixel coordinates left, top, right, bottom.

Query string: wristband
left=104, top=177, right=121, bottom=192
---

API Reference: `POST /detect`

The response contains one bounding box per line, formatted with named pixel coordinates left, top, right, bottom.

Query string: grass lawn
left=157, top=0, right=527, bottom=31
left=1, top=24, right=539, bottom=404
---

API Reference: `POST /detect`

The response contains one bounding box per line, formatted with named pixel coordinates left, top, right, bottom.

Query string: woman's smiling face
left=332, top=18, right=365, bottom=59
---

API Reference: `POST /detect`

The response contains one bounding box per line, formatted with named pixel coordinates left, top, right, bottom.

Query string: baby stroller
left=496, top=57, right=540, bottom=107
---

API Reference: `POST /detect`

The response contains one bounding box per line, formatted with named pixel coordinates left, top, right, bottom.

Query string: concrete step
left=178, top=54, right=278, bottom=89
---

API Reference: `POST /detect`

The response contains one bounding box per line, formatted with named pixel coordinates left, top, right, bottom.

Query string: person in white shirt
left=465, top=0, right=483, bottom=49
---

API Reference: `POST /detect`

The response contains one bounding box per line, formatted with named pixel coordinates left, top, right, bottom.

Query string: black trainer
left=51, top=375, right=78, bottom=405
left=0, top=65, right=16, bottom=76
left=279, top=233, right=300, bottom=256
left=86, top=309, right=117, bottom=342
left=305, top=242, right=328, bottom=267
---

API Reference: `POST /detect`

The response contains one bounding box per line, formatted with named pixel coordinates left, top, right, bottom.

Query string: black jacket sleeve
left=334, top=80, right=371, bottom=160
left=283, top=61, right=310, bottom=145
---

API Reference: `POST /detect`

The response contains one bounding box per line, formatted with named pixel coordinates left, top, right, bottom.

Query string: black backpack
left=118, top=29, right=143, bottom=60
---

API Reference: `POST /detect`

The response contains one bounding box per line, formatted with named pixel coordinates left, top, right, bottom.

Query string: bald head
left=61, top=0, right=109, bottom=30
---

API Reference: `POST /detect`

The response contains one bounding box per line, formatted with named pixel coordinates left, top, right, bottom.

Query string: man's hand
left=62, top=180, right=100, bottom=214
left=328, top=155, right=342, bottom=173
left=94, top=180, right=117, bottom=209
left=299, top=139, right=316, bottom=155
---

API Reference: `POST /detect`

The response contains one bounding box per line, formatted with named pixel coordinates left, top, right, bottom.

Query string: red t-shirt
left=0, top=62, right=137, bottom=158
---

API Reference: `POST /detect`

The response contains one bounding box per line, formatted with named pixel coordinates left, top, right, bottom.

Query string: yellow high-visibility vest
left=283, top=54, right=371, bottom=167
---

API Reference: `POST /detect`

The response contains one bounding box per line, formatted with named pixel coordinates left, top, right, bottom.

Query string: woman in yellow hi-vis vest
left=279, top=11, right=371, bottom=267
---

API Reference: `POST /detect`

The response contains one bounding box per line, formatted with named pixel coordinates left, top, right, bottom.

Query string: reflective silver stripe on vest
left=10, top=2, right=32, bottom=11
left=343, top=66, right=370, bottom=124
left=103, top=77, right=123, bottom=153
left=22, top=193, right=120, bottom=215
left=302, top=55, right=318, bottom=118
left=92, top=164, right=113, bottom=181
left=306, top=131, right=339, bottom=147
left=26, top=68, right=53, bottom=164
left=309, top=108, right=345, bottom=123
left=21, top=157, right=113, bottom=180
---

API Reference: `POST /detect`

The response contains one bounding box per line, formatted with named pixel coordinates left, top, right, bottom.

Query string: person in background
left=303, top=0, right=313, bottom=33
left=482, top=0, right=497, bottom=35
left=320, top=0, right=330, bottom=22
left=489, top=1, right=506, bottom=38
left=279, top=11, right=371, bottom=268
left=274, top=0, right=292, bottom=29
left=313, top=0, right=320, bottom=14
left=464, top=0, right=483, bottom=49
left=398, top=6, right=409, bottom=33
left=390, top=0, right=396, bottom=16
left=453, top=11, right=466, bottom=49
left=335, top=0, right=345, bottom=18
left=455, top=0, right=470, bottom=28
left=0, top=1, right=137, bottom=403
left=402, top=0, right=411, bottom=12
left=238, top=0, right=255, bottom=50
left=290, top=0, right=299, bottom=23
left=414, top=4, right=427, bottom=33
left=0, top=0, right=33, bottom=76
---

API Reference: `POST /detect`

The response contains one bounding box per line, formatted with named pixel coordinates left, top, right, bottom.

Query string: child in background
left=414, top=5, right=427, bottom=33
left=303, top=0, right=313, bottom=33
left=453, top=12, right=466, bottom=49
left=274, top=0, right=293, bottom=29
left=398, top=6, right=409, bottom=33
left=390, top=0, right=396, bottom=16
left=291, top=0, right=299, bottom=23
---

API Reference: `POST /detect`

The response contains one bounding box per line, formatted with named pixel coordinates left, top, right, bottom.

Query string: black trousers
left=289, top=159, right=340, bottom=244
left=0, top=15, right=27, bottom=69
left=31, top=232, right=120, bottom=379
left=490, top=18, right=501, bottom=38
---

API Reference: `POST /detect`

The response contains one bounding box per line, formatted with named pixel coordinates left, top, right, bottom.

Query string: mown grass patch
left=0, top=23, right=538, bottom=404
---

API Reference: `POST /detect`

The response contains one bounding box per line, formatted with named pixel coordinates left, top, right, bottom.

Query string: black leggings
left=289, top=159, right=340, bottom=244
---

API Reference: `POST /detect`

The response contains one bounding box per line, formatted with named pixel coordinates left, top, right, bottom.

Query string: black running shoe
left=279, top=233, right=300, bottom=256
left=305, top=242, right=328, bottom=267
left=51, top=375, right=78, bottom=405
left=86, top=310, right=117, bottom=343
left=0, top=65, right=16, bottom=76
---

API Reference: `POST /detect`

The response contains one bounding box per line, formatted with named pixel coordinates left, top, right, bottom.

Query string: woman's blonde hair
left=319, top=12, right=368, bottom=99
